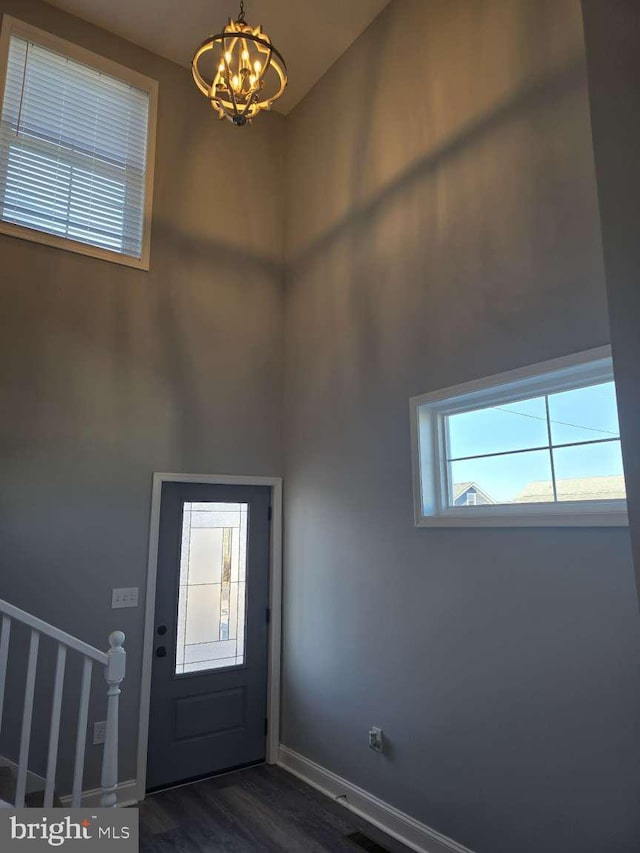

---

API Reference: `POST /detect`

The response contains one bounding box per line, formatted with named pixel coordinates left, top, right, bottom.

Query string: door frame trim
left=136, top=472, right=283, bottom=802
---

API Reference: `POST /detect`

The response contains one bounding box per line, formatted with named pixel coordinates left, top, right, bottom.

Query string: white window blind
left=0, top=33, right=150, bottom=259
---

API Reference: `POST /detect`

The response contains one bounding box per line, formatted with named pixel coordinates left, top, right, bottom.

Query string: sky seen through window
left=447, top=382, right=624, bottom=504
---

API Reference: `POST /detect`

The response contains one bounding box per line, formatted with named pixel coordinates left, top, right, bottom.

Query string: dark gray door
left=147, top=482, right=271, bottom=791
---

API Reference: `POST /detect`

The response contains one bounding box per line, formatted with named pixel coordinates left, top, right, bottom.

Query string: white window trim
left=0, top=15, right=158, bottom=271
left=410, top=346, right=628, bottom=527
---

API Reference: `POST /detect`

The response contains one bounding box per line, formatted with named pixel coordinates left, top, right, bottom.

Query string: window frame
left=0, top=15, right=158, bottom=270
left=410, top=346, right=628, bottom=527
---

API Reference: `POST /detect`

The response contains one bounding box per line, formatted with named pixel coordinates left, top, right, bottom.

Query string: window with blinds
left=0, top=19, right=156, bottom=267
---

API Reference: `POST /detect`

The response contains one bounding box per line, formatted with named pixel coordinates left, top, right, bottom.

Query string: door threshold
left=145, top=758, right=266, bottom=797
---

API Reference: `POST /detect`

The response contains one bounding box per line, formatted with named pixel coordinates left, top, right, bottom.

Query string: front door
left=147, top=482, right=271, bottom=791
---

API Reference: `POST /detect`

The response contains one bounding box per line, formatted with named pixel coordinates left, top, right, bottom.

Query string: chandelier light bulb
left=192, top=1, right=287, bottom=126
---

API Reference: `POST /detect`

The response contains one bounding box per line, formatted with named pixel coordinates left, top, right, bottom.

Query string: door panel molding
left=174, top=686, right=247, bottom=741
left=137, top=473, right=283, bottom=802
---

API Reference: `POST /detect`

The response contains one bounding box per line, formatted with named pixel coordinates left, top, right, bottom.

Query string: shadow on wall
left=285, top=0, right=603, bottom=418
left=289, top=0, right=587, bottom=256
left=291, top=56, right=586, bottom=270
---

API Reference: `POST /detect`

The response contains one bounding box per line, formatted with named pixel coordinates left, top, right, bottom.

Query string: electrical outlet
left=111, top=587, right=139, bottom=609
left=368, top=726, right=384, bottom=753
left=93, top=721, right=106, bottom=745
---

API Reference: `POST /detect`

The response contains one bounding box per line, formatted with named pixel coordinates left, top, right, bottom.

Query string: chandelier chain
left=237, top=0, right=246, bottom=24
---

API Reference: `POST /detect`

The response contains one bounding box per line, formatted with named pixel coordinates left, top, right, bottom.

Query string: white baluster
left=44, top=644, right=67, bottom=807
left=0, top=616, right=11, bottom=736
left=15, top=629, right=39, bottom=808
left=100, top=631, right=125, bottom=808
left=71, top=657, right=92, bottom=807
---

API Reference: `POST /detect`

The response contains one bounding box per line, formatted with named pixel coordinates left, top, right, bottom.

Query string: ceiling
left=44, top=0, right=391, bottom=113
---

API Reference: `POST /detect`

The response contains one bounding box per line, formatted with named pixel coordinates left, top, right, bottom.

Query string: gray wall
left=0, top=0, right=285, bottom=791
left=582, top=0, right=640, bottom=603
left=2, top=0, right=640, bottom=845
left=282, top=2, right=640, bottom=852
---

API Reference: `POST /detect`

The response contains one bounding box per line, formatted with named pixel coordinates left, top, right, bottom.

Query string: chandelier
left=192, top=1, right=287, bottom=126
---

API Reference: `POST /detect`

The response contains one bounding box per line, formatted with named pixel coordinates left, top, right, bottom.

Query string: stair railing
left=0, top=598, right=125, bottom=808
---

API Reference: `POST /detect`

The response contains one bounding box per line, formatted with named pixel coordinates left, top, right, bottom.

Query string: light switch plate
left=93, top=721, right=106, bottom=745
left=111, top=587, right=139, bottom=609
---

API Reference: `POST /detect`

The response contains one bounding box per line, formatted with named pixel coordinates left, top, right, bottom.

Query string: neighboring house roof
left=453, top=482, right=474, bottom=499
left=515, top=475, right=626, bottom=503
left=452, top=482, right=495, bottom=503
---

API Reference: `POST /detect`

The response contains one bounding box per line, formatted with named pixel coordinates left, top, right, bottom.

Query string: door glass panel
left=175, top=502, right=248, bottom=674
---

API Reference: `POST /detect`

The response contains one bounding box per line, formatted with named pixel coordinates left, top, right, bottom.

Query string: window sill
left=416, top=501, right=628, bottom=528
left=0, top=221, right=150, bottom=270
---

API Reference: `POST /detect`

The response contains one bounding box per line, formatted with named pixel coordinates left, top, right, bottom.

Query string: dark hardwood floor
left=139, top=764, right=413, bottom=852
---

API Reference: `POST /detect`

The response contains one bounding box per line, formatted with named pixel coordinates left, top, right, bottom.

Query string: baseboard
left=278, top=746, right=474, bottom=853
left=59, top=779, right=138, bottom=809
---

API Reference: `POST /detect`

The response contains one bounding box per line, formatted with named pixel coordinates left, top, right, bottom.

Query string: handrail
left=0, top=596, right=125, bottom=809
left=0, top=599, right=108, bottom=665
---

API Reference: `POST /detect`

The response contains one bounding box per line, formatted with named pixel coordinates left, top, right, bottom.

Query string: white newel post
left=100, top=631, right=126, bottom=808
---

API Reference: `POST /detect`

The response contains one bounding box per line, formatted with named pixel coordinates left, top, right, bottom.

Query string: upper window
left=0, top=16, right=157, bottom=269
left=411, top=347, right=628, bottom=527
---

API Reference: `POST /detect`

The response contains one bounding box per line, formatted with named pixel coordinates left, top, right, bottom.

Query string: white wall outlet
left=368, top=726, right=384, bottom=752
left=93, top=721, right=106, bottom=745
left=111, top=587, right=139, bottom=609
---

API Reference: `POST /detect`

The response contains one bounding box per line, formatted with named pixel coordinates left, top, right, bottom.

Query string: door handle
left=155, top=646, right=167, bottom=658
left=156, top=625, right=167, bottom=636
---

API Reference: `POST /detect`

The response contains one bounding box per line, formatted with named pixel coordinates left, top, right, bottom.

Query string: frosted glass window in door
left=175, top=502, right=248, bottom=674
